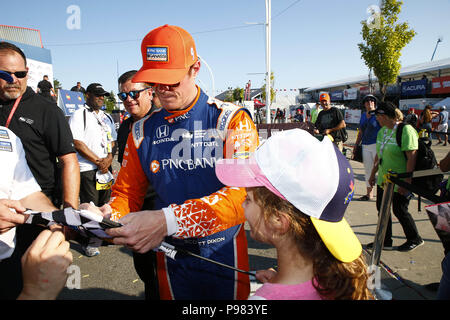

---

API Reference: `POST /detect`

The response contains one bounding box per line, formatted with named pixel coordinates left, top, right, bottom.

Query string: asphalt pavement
left=57, top=128, right=448, bottom=300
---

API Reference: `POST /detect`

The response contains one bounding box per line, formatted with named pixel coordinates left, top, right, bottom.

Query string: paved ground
left=57, top=128, right=448, bottom=300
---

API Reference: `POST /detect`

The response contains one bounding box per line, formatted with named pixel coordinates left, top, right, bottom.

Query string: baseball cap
left=215, top=129, right=361, bottom=263
left=133, top=24, right=198, bottom=85
left=362, top=94, right=377, bottom=104
left=0, top=70, right=13, bottom=83
left=319, top=93, right=330, bottom=101
left=370, top=101, right=396, bottom=118
left=86, top=83, right=110, bottom=96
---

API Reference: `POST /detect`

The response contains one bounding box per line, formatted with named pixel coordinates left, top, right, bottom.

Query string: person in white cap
left=437, top=106, right=448, bottom=146
left=215, top=129, right=372, bottom=300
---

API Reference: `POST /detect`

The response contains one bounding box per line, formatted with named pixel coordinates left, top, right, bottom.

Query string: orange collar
left=164, top=86, right=200, bottom=121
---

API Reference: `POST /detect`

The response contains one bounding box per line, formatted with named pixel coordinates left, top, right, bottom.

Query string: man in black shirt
left=0, top=41, right=80, bottom=299
left=0, top=42, right=79, bottom=208
left=70, top=81, right=86, bottom=94
left=37, top=75, right=55, bottom=101
left=314, top=93, right=347, bottom=151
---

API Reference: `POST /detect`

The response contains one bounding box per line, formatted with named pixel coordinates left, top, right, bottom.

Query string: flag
left=24, top=207, right=120, bottom=239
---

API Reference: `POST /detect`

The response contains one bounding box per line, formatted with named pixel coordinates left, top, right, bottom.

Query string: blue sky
left=1, top=0, right=449, bottom=96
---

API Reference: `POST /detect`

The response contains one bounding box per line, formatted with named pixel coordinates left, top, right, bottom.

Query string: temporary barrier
left=369, top=168, right=447, bottom=299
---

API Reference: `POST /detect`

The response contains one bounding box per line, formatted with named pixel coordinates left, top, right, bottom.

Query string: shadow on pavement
left=58, top=287, right=145, bottom=300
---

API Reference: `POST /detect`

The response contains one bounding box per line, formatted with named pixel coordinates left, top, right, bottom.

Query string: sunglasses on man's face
left=1, top=70, right=28, bottom=79
left=148, top=82, right=181, bottom=89
left=117, top=87, right=150, bottom=101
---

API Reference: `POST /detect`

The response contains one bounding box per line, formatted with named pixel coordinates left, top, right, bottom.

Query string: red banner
left=431, top=76, right=450, bottom=94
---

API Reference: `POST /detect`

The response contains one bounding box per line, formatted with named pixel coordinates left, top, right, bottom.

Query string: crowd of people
left=0, top=23, right=449, bottom=301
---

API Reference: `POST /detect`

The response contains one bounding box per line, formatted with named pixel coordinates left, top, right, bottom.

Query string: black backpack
left=396, top=122, right=443, bottom=192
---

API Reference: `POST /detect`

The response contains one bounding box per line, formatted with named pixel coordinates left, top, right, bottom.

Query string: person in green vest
left=310, top=102, right=322, bottom=124
left=368, top=101, right=423, bottom=252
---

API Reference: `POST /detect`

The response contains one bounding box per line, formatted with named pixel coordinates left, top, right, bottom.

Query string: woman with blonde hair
left=420, top=105, right=438, bottom=136
left=216, top=129, right=373, bottom=300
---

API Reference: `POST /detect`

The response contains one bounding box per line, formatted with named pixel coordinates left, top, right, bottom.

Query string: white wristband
left=162, top=206, right=178, bottom=236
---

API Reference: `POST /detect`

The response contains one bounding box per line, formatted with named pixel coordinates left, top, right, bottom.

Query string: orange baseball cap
left=319, top=93, right=330, bottom=101
left=132, top=25, right=198, bottom=85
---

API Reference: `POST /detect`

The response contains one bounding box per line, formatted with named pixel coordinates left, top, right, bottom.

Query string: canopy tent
left=434, top=97, right=450, bottom=108
left=253, top=98, right=265, bottom=108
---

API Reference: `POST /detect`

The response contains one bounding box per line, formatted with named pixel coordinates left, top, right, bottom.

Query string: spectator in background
left=310, top=102, right=322, bottom=124
left=69, top=83, right=117, bottom=257
left=395, top=108, right=404, bottom=122
left=353, top=94, right=380, bottom=201
left=70, top=81, right=86, bottom=94
left=368, top=101, right=423, bottom=252
left=419, top=105, right=438, bottom=138
left=404, top=108, right=419, bottom=129
left=292, top=108, right=304, bottom=122
left=116, top=70, right=157, bottom=164
left=314, top=93, right=347, bottom=151
left=36, top=75, right=55, bottom=101
left=437, top=106, right=448, bottom=146
left=275, top=108, right=283, bottom=123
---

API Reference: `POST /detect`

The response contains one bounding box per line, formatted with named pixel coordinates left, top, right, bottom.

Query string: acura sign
left=401, top=79, right=427, bottom=96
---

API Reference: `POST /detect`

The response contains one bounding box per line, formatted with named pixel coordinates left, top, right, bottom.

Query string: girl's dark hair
left=249, top=186, right=373, bottom=300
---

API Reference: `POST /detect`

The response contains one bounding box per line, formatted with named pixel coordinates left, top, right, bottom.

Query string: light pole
left=431, top=36, right=443, bottom=61
left=265, top=0, right=272, bottom=124
left=245, top=0, right=272, bottom=123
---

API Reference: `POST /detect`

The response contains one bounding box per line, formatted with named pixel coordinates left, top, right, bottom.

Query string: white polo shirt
left=0, top=126, right=41, bottom=260
left=69, top=106, right=117, bottom=172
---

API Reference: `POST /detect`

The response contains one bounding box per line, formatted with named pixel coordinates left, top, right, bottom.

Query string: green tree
left=232, top=87, right=244, bottom=103
left=358, top=0, right=416, bottom=101
left=223, top=89, right=234, bottom=102
left=104, top=90, right=117, bottom=112
left=261, top=71, right=276, bottom=105
left=53, top=78, right=62, bottom=90
left=53, top=78, right=62, bottom=99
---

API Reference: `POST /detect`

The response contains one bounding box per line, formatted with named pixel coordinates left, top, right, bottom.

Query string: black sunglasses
left=148, top=82, right=181, bottom=89
left=117, top=87, right=150, bottom=101
left=1, top=70, right=28, bottom=79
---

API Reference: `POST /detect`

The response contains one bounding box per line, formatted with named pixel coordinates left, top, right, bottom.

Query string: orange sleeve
left=167, top=110, right=259, bottom=238
left=109, top=133, right=149, bottom=221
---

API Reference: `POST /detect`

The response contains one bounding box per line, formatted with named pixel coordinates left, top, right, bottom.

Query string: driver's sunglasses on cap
left=117, top=87, right=151, bottom=101
left=1, top=70, right=28, bottom=79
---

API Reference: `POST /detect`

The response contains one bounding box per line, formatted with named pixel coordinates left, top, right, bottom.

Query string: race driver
left=98, top=25, right=259, bottom=300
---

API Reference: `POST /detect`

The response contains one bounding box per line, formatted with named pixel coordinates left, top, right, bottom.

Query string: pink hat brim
left=215, top=157, right=286, bottom=200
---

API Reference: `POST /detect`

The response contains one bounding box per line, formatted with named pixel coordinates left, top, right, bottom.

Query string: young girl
left=215, top=129, right=373, bottom=300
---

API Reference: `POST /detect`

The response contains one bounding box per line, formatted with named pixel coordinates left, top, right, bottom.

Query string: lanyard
left=89, top=108, right=113, bottom=153
left=5, top=95, right=22, bottom=128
